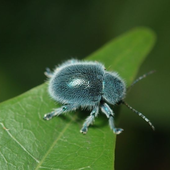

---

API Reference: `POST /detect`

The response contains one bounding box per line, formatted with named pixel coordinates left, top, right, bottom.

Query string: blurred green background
left=0, top=0, right=170, bottom=169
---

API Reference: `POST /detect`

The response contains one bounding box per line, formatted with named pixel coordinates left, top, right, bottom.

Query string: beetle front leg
left=100, top=102, right=123, bottom=134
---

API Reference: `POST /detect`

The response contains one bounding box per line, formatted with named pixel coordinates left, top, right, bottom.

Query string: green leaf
left=0, top=27, right=155, bottom=170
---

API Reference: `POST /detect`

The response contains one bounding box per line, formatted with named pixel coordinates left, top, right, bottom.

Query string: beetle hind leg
left=44, top=68, right=53, bottom=78
left=43, top=104, right=78, bottom=120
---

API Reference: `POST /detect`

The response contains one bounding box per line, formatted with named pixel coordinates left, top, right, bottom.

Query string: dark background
left=0, top=0, right=170, bottom=169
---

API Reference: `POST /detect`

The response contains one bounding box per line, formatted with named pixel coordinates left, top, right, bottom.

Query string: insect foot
left=43, top=112, right=55, bottom=120
left=113, top=128, right=124, bottom=135
left=80, top=127, right=88, bottom=134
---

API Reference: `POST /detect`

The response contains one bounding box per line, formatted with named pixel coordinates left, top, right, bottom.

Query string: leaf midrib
left=35, top=115, right=77, bottom=170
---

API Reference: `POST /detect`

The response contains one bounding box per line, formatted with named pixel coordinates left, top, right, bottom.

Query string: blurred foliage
left=0, top=0, right=170, bottom=170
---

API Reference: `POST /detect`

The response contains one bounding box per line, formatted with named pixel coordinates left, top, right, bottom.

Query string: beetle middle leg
left=43, top=104, right=78, bottom=120
left=80, top=106, right=99, bottom=134
left=100, top=102, right=123, bottom=134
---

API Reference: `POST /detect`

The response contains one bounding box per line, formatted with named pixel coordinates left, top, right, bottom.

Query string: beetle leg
left=43, top=104, right=78, bottom=120
left=100, top=102, right=123, bottom=134
left=44, top=68, right=53, bottom=78
left=80, top=106, right=99, bottom=134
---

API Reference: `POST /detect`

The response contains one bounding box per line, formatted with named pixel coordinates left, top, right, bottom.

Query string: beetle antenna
left=127, top=70, right=156, bottom=91
left=121, top=100, right=155, bottom=131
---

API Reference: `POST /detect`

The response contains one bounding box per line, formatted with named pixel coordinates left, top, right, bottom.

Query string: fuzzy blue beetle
left=44, top=59, right=155, bottom=134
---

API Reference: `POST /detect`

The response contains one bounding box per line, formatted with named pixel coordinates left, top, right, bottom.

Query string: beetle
left=43, top=59, right=155, bottom=134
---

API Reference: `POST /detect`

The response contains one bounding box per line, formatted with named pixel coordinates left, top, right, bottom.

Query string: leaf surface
left=0, top=27, right=155, bottom=170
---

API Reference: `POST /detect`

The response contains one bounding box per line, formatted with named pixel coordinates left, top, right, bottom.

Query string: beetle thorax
left=102, top=71, right=126, bottom=105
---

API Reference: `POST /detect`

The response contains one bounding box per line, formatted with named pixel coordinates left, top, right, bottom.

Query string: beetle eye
left=116, top=100, right=122, bottom=105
